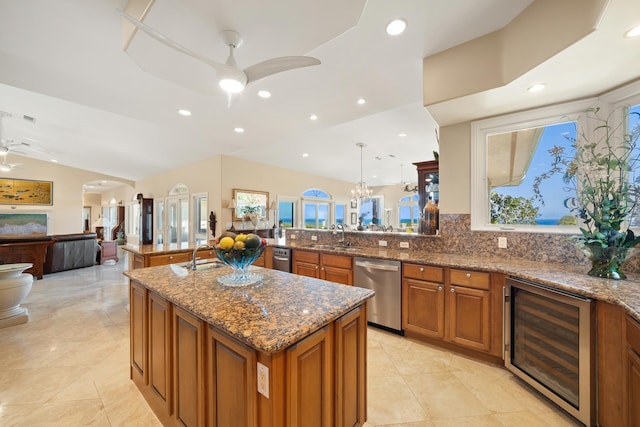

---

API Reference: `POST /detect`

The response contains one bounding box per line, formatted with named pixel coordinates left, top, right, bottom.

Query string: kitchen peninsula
left=124, top=263, right=374, bottom=427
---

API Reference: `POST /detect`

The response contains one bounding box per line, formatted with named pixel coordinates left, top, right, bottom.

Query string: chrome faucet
left=334, top=223, right=349, bottom=247
left=188, top=244, right=214, bottom=271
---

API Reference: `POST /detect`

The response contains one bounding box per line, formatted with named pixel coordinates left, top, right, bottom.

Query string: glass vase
left=214, top=244, right=266, bottom=286
left=583, top=245, right=636, bottom=280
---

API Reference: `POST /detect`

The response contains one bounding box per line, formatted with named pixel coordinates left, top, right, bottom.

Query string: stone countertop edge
left=124, top=265, right=374, bottom=355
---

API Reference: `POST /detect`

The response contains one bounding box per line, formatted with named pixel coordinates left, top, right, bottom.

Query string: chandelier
left=351, top=143, right=373, bottom=203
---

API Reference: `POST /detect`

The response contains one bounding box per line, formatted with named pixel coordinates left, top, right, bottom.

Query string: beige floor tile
left=403, top=371, right=493, bottom=420
left=367, top=375, right=429, bottom=425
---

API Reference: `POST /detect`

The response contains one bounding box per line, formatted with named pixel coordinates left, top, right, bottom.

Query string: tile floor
left=0, top=250, right=580, bottom=426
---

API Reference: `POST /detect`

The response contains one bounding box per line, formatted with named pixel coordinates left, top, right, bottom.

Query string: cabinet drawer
left=294, top=250, right=319, bottom=264
left=148, top=252, right=190, bottom=266
left=449, top=269, right=490, bottom=290
left=322, top=254, right=352, bottom=269
left=403, top=263, right=443, bottom=283
left=627, top=315, right=640, bottom=354
left=196, top=249, right=216, bottom=259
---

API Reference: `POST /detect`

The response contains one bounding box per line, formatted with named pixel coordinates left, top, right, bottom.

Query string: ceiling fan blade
left=116, top=9, right=234, bottom=76
left=244, top=56, right=321, bottom=84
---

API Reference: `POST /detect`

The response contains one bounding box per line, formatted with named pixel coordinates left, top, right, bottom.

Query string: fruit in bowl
left=213, top=232, right=268, bottom=285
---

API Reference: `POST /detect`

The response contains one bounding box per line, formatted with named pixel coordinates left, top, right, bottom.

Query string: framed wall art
left=0, top=178, right=53, bottom=205
left=0, top=213, right=48, bottom=237
left=233, top=189, right=269, bottom=219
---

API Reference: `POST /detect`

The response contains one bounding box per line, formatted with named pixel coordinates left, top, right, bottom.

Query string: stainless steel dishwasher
left=354, top=257, right=402, bottom=334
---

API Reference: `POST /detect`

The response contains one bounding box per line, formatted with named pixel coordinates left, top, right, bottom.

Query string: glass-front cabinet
left=414, top=160, right=439, bottom=235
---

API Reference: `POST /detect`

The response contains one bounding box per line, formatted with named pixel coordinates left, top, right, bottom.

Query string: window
left=155, top=200, right=164, bottom=244
left=358, top=196, right=384, bottom=226
left=471, top=100, right=594, bottom=232
left=193, top=193, right=208, bottom=244
left=278, top=200, right=295, bottom=228
left=627, top=103, right=640, bottom=227
left=399, top=194, right=419, bottom=229
left=302, top=189, right=332, bottom=229
left=335, top=203, right=346, bottom=225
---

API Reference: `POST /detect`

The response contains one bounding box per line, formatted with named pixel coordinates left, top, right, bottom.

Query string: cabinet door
left=334, top=306, right=366, bottom=427
left=322, top=265, right=352, bottom=285
left=294, top=261, right=320, bottom=278
left=287, top=325, right=333, bottom=427
left=149, top=292, right=173, bottom=415
left=447, top=285, right=490, bottom=351
left=402, top=278, right=445, bottom=338
left=207, top=327, right=257, bottom=427
left=628, top=348, right=640, bottom=427
left=130, top=282, right=148, bottom=384
left=173, top=306, right=205, bottom=427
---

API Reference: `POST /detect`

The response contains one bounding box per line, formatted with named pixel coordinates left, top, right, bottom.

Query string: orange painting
left=0, top=178, right=53, bottom=205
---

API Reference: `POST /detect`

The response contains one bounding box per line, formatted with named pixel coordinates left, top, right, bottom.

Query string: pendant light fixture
left=351, top=143, right=373, bottom=203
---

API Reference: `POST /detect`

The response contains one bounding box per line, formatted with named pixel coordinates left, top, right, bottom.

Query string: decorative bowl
left=213, top=242, right=267, bottom=286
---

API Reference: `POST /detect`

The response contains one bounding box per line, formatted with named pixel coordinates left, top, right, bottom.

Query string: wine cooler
left=504, top=277, right=595, bottom=426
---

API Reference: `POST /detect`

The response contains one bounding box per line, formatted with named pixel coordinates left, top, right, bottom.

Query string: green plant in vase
left=534, top=107, right=640, bottom=279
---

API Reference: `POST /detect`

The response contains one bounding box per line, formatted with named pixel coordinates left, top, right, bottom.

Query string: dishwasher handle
left=273, top=256, right=290, bottom=262
left=354, top=260, right=399, bottom=272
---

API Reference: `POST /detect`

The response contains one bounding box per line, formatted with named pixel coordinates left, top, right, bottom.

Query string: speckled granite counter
left=286, top=242, right=640, bottom=323
left=124, top=264, right=374, bottom=354
left=122, top=242, right=203, bottom=255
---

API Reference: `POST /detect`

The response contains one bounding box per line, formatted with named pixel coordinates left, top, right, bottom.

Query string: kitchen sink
left=180, top=260, right=225, bottom=271
left=305, top=244, right=360, bottom=252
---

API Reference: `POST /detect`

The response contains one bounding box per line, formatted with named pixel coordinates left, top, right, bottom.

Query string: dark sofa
left=44, top=233, right=99, bottom=274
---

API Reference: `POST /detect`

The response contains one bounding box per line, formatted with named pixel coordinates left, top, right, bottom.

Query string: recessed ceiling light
left=309, top=114, right=318, bottom=121
left=177, top=109, right=191, bottom=116
left=624, top=25, right=640, bottom=38
left=357, top=98, right=366, bottom=105
left=302, top=153, right=309, bottom=158
left=257, top=90, right=271, bottom=98
left=386, top=19, right=407, bottom=36
left=527, top=83, right=546, bottom=93
left=50, top=159, right=58, bottom=163
left=234, top=127, right=245, bottom=133
left=398, top=133, right=407, bottom=137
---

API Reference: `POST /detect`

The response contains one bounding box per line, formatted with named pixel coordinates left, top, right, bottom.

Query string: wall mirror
left=233, top=189, right=269, bottom=219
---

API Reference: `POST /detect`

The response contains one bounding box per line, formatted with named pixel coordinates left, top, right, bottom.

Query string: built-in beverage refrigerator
left=504, top=277, right=595, bottom=426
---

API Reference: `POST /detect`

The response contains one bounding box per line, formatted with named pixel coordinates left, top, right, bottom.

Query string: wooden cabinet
left=148, top=292, right=173, bottom=416
left=287, top=325, right=333, bottom=427
left=148, top=252, right=191, bottom=267
left=252, top=246, right=273, bottom=269
left=334, top=306, right=367, bottom=427
left=403, top=264, right=445, bottom=338
left=627, top=315, right=640, bottom=426
left=173, top=306, right=206, bottom=427
left=402, top=264, right=498, bottom=356
left=130, top=282, right=147, bottom=385
left=293, top=250, right=353, bottom=285
left=446, top=268, right=491, bottom=352
left=207, top=326, right=257, bottom=427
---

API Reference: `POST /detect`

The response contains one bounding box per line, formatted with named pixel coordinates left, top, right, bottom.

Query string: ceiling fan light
left=219, top=78, right=245, bottom=94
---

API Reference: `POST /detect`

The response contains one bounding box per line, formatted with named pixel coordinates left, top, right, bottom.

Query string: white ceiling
left=0, top=0, right=637, bottom=189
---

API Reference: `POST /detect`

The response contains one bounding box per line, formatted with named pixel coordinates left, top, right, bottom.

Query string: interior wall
left=82, top=193, right=101, bottom=230
left=439, top=122, right=471, bottom=214
left=0, top=154, right=134, bottom=234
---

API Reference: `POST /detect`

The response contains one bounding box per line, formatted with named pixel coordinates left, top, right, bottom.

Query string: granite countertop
left=122, top=243, right=211, bottom=255
left=287, top=242, right=640, bottom=323
left=124, top=264, right=374, bottom=354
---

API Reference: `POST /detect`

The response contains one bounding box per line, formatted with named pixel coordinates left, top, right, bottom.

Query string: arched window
left=302, top=189, right=333, bottom=229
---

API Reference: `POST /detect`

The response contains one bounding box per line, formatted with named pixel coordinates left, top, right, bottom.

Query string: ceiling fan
left=118, top=10, right=321, bottom=103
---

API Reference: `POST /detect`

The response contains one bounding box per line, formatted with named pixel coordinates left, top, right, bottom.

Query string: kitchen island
left=124, top=263, right=374, bottom=427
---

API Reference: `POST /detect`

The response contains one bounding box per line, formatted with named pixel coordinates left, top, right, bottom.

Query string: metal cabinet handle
left=450, top=287, right=455, bottom=293
left=315, top=266, right=319, bottom=270
left=420, top=267, right=424, bottom=272
left=169, top=255, right=174, bottom=260
left=438, top=286, right=443, bottom=291
left=466, top=273, right=471, bottom=278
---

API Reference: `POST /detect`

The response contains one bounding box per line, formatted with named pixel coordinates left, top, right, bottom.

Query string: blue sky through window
left=492, top=122, right=576, bottom=224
